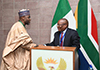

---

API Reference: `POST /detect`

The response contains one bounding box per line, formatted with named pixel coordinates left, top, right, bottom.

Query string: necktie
left=60, top=32, right=63, bottom=46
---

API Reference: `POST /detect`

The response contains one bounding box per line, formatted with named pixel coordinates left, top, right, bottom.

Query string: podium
left=30, top=45, right=79, bottom=70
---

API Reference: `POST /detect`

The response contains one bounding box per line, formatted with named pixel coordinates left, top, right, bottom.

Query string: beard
left=25, top=20, right=30, bottom=25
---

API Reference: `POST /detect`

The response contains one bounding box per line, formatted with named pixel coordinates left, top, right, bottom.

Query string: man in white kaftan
left=0, top=9, right=36, bottom=70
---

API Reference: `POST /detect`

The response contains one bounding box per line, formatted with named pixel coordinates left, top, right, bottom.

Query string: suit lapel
left=63, top=28, right=70, bottom=46
left=56, top=31, right=60, bottom=46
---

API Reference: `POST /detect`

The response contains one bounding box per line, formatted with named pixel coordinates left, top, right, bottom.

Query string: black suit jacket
left=46, top=28, right=80, bottom=50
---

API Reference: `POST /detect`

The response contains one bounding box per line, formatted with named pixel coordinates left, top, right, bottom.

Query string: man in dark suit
left=46, top=18, right=80, bottom=50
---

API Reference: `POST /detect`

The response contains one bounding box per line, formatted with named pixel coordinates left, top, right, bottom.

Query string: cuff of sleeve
left=43, top=44, right=46, bottom=46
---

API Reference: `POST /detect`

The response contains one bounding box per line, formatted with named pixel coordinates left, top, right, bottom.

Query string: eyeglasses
left=57, top=23, right=66, bottom=26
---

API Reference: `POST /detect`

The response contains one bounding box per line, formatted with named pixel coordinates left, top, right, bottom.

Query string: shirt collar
left=19, top=20, right=25, bottom=28
left=62, top=28, right=67, bottom=34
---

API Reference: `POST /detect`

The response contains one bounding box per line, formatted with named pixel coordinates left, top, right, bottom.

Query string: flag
left=75, top=0, right=100, bottom=70
left=50, top=0, right=76, bottom=42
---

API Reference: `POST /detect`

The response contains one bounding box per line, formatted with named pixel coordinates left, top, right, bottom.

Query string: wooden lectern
left=30, top=45, right=79, bottom=70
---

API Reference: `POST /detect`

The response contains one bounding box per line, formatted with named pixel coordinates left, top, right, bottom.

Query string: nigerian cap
left=18, top=9, right=30, bottom=17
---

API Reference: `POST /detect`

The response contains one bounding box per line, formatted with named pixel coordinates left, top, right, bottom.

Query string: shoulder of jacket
left=68, top=28, right=77, bottom=32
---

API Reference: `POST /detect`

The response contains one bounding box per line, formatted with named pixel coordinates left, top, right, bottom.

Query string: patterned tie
left=60, top=32, right=63, bottom=46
